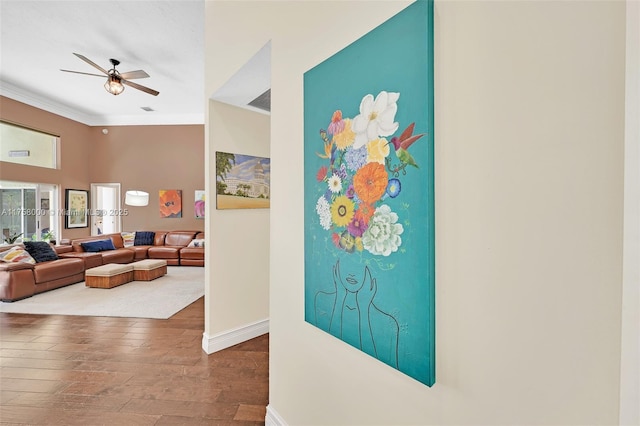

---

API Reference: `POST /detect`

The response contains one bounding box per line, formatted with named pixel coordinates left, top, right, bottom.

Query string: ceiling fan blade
left=122, top=79, right=159, bottom=96
left=73, top=53, right=108, bottom=74
left=60, top=69, right=105, bottom=78
left=120, top=70, right=149, bottom=80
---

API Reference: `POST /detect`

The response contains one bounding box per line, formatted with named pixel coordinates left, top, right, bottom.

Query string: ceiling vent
left=247, top=89, right=270, bottom=112
left=141, top=106, right=155, bottom=112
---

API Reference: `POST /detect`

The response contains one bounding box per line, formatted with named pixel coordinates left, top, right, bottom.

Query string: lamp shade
left=125, top=190, right=149, bottom=206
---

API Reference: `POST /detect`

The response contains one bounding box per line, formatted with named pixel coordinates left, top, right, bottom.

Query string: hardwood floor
left=0, top=297, right=269, bottom=425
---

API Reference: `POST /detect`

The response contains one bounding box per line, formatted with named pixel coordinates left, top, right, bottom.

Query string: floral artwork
left=304, top=0, right=435, bottom=386
left=314, top=91, right=425, bottom=257
left=159, top=190, right=182, bottom=218
left=195, top=190, right=205, bottom=219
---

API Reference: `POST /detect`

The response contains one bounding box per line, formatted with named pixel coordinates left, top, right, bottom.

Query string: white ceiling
left=211, top=41, right=271, bottom=116
left=0, top=0, right=205, bottom=126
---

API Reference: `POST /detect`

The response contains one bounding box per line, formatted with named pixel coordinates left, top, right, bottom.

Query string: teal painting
left=303, top=0, right=435, bottom=386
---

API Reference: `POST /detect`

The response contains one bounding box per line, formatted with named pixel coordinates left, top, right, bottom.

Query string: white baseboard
left=201, top=318, right=269, bottom=354
left=266, top=404, right=287, bottom=426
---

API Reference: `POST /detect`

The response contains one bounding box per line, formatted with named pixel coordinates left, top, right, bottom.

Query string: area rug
left=0, top=266, right=204, bottom=319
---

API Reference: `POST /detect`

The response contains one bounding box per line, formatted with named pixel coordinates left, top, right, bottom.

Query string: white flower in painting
left=316, top=196, right=332, bottom=230
left=361, top=204, right=404, bottom=256
left=352, top=91, right=400, bottom=149
left=327, top=174, right=342, bottom=193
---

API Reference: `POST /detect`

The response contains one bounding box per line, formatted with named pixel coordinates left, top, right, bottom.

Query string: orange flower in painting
left=159, top=190, right=182, bottom=218
left=353, top=162, right=388, bottom=205
left=355, top=203, right=374, bottom=226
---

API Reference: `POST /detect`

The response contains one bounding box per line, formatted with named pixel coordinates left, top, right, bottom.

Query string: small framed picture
left=65, top=189, right=89, bottom=228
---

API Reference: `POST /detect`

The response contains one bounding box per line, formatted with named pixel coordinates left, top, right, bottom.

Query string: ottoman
left=132, top=259, right=167, bottom=281
left=85, top=263, right=134, bottom=289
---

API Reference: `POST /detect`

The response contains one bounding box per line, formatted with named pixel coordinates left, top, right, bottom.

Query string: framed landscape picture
left=215, top=151, right=270, bottom=210
left=65, top=189, right=89, bottom=228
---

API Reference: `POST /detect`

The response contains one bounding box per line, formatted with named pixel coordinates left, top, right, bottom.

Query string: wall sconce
left=124, top=190, right=149, bottom=206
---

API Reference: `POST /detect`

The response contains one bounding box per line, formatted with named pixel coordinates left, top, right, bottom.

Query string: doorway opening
left=90, top=183, right=122, bottom=236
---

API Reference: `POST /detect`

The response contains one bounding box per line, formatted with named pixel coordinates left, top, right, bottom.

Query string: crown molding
left=1, top=80, right=94, bottom=124
left=0, top=80, right=204, bottom=126
left=87, top=113, right=205, bottom=126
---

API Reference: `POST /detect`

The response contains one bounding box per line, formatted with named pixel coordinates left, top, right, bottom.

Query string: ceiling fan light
left=104, top=76, right=124, bottom=95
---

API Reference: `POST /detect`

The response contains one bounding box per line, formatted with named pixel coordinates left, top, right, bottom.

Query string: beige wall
left=88, top=124, right=204, bottom=232
left=0, top=123, right=56, bottom=168
left=207, top=1, right=626, bottom=425
left=205, top=101, right=270, bottom=335
left=0, top=96, right=204, bottom=239
left=0, top=96, right=92, bottom=241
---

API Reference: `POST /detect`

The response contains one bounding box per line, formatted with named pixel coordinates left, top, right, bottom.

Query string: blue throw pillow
left=134, top=231, right=155, bottom=246
left=24, top=241, right=59, bottom=263
left=81, top=239, right=116, bottom=253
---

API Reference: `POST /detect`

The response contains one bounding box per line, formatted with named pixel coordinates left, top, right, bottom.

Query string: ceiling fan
left=60, top=53, right=159, bottom=96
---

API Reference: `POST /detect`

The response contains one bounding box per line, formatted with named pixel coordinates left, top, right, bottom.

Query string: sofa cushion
left=0, top=262, right=36, bottom=302
left=180, top=247, right=204, bottom=260
left=81, top=239, right=116, bottom=253
left=58, top=252, right=103, bottom=269
left=32, top=258, right=84, bottom=283
left=121, top=232, right=136, bottom=247
left=147, top=246, right=180, bottom=259
left=24, top=241, right=59, bottom=263
left=126, top=245, right=151, bottom=260
left=70, top=233, right=124, bottom=252
left=101, top=249, right=135, bottom=264
left=154, top=232, right=167, bottom=245
left=0, top=246, right=36, bottom=264
left=134, top=231, right=155, bottom=246
left=164, top=231, right=198, bottom=247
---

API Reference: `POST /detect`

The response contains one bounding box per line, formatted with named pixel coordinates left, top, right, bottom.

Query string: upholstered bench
left=132, top=259, right=167, bottom=281
left=85, top=263, right=134, bottom=289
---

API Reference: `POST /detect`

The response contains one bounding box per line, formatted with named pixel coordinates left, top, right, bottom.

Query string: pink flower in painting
left=195, top=200, right=205, bottom=218
left=347, top=215, right=367, bottom=238
left=327, top=110, right=345, bottom=135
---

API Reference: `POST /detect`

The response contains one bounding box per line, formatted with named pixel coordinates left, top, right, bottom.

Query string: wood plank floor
left=0, top=297, right=269, bottom=425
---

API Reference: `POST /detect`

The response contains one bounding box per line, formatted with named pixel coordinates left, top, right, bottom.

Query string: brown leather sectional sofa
left=0, top=230, right=204, bottom=302
left=0, top=244, right=86, bottom=302
left=60, top=230, right=204, bottom=267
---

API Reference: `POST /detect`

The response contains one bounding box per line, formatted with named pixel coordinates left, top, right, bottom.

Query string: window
left=0, top=121, right=58, bottom=169
left=1, top=181, right=59, bottom=244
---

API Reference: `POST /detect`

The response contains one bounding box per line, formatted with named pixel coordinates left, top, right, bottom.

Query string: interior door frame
left=90, top=183, right=122, bottom=236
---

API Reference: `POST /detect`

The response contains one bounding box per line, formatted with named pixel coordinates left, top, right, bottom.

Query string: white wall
left=206, top=1, right=627, bottom=424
